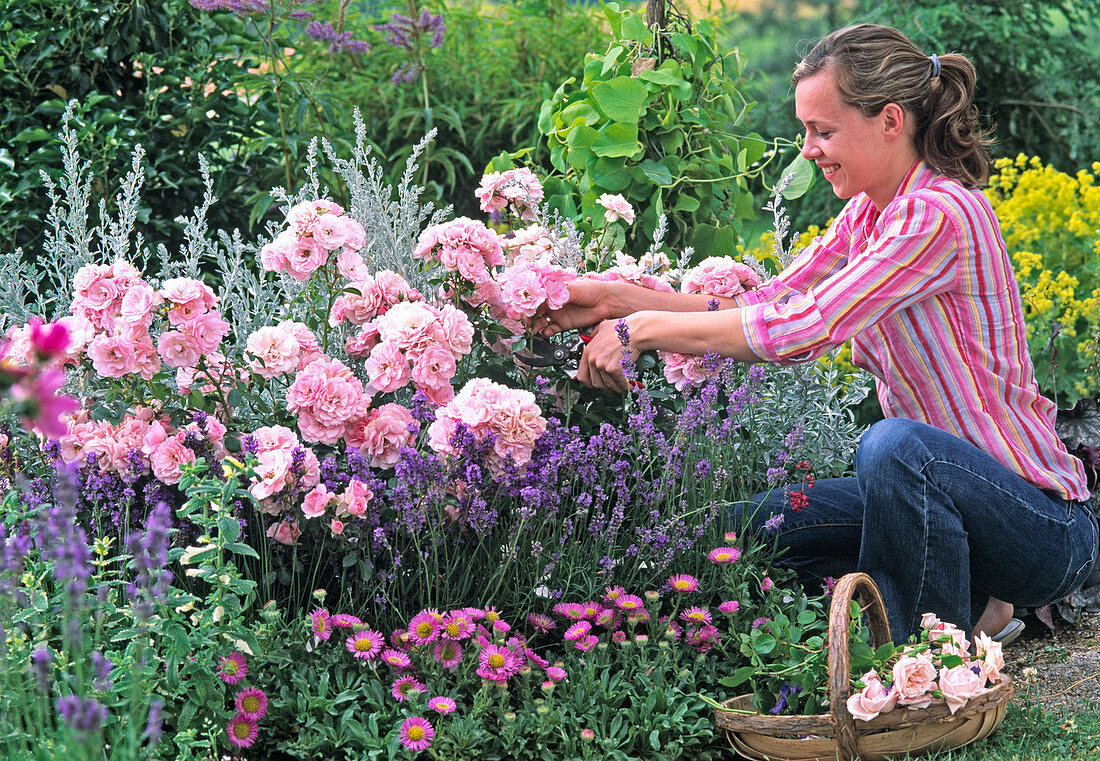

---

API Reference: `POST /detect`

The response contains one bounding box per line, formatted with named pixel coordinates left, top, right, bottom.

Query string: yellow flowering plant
left=986, top=155, right=1100, bottom=407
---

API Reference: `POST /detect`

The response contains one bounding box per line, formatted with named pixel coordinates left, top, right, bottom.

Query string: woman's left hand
left=575, top=317, right=641, bottom=394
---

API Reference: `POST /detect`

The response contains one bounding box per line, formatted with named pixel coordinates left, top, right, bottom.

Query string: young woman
left=544, top=24, right=1097, bottom=643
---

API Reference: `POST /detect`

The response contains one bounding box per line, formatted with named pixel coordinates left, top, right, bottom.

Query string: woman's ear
left=880, top=102, right=908, bottom=141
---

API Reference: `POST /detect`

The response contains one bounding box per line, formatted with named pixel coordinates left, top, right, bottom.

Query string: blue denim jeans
left=735, top=417, right=1098, bottom=643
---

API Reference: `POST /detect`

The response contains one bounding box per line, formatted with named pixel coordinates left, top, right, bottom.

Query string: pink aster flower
left=578, top=601, right=603, bottom=620
left=440, top=611, right=475, bottom=640
left=603, top=585, right=626, bottom=603
left=477, top=643, right=518, bottom=681
left=724, top=530, right=738, bottom=542
left=399, top=716, right=435, bottom=752
left=408, top=610, right=441, bottom=644
left=573, top=634, right=599, bottom=652
left=546, top=665, right=567, bottom=682
left=216, top=652, right=248, bottom=685
left=554, top=602, right=588, bottom=620
left=667, top=574, right=699, bottom=593
left=433, top=640, right=464, bottom=668
left=346, top=629, right=385, bottom=660
left=310, top=609, right=332, bottom=644
left=718, top=600, right=740, bottom=614
left=428, top=696, right=457, bottom=715
left=564, top=621, right=592, bottom=641
left=760, top=576, right=773, bottom=592
left=680, top=606, right=713, bottom=625
left=615, top=594, right=644, bottom=611
left=380, top=648, right=413, bottom=670
left=332, top=613, right=363, bottom=628
left=707, top=546, right=741, bottom=564
left=234, top=687, right=268, bottom=720
left=526, top=613, right=555, bottom=632
left=391, top=676, right=426, bottom=702
left=226, top=713, right=258, bottom=749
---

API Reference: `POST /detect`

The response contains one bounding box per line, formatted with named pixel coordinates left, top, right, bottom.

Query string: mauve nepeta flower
left=126, top=501, right=173, bottom=621
left=305, top=20, right=370, bottom=54
left=764, top=513, right=785, bottom=532
left=55, top=694, right=108, bottom=736
left=189, top=0, right=269, bottom=16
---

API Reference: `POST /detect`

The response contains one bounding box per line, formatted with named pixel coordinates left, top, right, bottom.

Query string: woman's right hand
left=541, top=279, right=618, bottom=336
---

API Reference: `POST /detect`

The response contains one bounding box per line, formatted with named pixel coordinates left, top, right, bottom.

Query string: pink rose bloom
left=246, top=325, right=301, bottom=379
left=372, top=270, right=418, bottom=308
left=377, top=302, right=446, bottom=355
left=846, top=670, right=899, bottom=721
left=252, top=424, right=299, bottom=453
left=499, top=265, right=547, bottom=320
left=312, top=212, right=349, bottom=250
left=260, top=230, right=294, bottom=272
left=891, top=653, right=938, bottom=709
left=55, top=315, right=95, bottom=362
left=250, top=448, right=292, bottom=501
left=358, top=403, right=418, bottom=468
left=282, top=235, right=329, bottom=281
left=938, top=664, right=986, bottom=714
left=336, top=248, right=371, bottom=281
left=365, top=341, right=412, bottom=394
left=157, top=330, right=201, bottom=368
left=411, top=344, right=457, bottom=391
left=340, top=478, right=373, bottom=517
left=302, top=484, right=335, bottom=518
left=928, top=622, right=970, bottom=659
left=919, top=613, right=941, bottom=631
left=421, top=383, right=454, bottom=406
left=285, top=199, right=343, bottom=235
left=475, top=169, right=544, bottom=221
left=680, top=257, right=762, bottom=298
left=345, top=325, right=380, bottom=358
left=87, top=334, right=138, bottom=377
left=280, top=321, right=323, bottom=367
left=340, top=216, right=366, bottom=251
left=438, top=305, right=473, bottom=356
left=658, top=350, right=719, bottom=391
left=79, top=271, right=121, bottom=312
left=160, top=277, right=216, bottom=324
left=414, top=217, right=504, bottom=274
left=503, top=224, right=554, bottom=265
left=267, top=520, right=301, bottom=546
left=287, top=358, right=371, bottom=445
left=596, top=193, right=635, bottom=225
left=119, top=281, right=161, bottom=326
left=329, top=519, right=344, bottom=536
left=150, top=439, right=196, bottom=485
left=180, top=310, right=230, bottom=354
left=973, top=633, right=1005, bottom=685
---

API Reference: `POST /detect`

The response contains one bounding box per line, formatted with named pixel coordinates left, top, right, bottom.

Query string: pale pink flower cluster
left=586, top=255, right=676, bottom=294
left=286, top=358, right=373, bottom=445
left=414, top=217, right=504, bottom=293
left=679, top=256, right=763, bottom=298
left=345, top=403, right=419, bottom=469
left=846, top=613, right=1005, bottom=721
left=474, top=168, right=544, bottom=222
left=362, top=301, right=474, bottom=405
left=70, top=261, right=160, bottom=379
left=502, top=224, right=555, bottom=265
left=260, top=200, right=367, bottom=281
left=498, top=261, right=576, bottom=321
left=427, top=378, right=547, bottom=475
left=657, top=352, right=720, bottom=392
left=246, top=425, right=321, bottom=511
left=245, top=321, right=324, bottom=380
left=329, top=270, right=420, bottom=329
left=301, top=477, right=374, bottom=536
left=596, top=193, right=635, bottom=225
left=59, top=407, right=226, bottom=485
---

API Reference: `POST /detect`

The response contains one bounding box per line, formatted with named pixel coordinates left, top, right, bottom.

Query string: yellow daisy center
left=407, top=725, right=425, bottom=741
left=487, top=653, right=506, bottom=668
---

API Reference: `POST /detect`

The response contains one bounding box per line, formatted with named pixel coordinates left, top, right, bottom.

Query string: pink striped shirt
left=740, top=161, right=1089, bottom=500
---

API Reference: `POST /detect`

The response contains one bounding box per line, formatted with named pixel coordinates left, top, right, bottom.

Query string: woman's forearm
left=628, top=308, right=763, bottom=362
left=603, top=280, right=746, bottom=318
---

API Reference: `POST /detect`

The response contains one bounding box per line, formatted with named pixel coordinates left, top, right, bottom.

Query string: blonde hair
left=792, top=24, right=992, bottom=187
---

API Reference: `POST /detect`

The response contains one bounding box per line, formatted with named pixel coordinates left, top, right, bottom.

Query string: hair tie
left=929, top=54, right=941, bottom=78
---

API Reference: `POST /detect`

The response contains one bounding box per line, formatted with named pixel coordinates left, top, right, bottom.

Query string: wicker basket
left=714, top=573, right=1014, bottom=761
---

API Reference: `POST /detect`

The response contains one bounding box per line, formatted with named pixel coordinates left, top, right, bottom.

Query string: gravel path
left=1006, top=610, right=1100, bottom=716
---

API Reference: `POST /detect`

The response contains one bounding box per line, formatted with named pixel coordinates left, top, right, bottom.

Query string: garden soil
left=1006, top=609, right=1100, bottom=717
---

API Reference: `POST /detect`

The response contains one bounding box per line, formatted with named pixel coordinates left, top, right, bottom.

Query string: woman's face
left=795, top=66, right=915, bottom=209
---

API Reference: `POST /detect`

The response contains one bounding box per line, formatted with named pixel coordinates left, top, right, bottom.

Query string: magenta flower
left=310, top=608, right=332, bottom=644
left=603, top=585, right=626, bottom=603
left=381, top=648, right=413, bottom=670
left=579, top=601, right=603, bottom=620
left=564, top=621, right=592, bottom=641
left=440, top=610, right=474, bottom=640
left=546, top=665, right=567, bottom=681
left=408, top=610, right=441, bottom=644
left=428, top=696, right=456, bottom=714
left=226, top=713, right=258, bottom=748
left=761, top=577, right=773, bottom=592
left=346, top=629, right=385, bottom=660
left=718, top=600, right=740, bottom=614
left=526, top=613, right=555, bottom=632
left=476, top=643, right=517, bottom=681
left=332, top=613, right=362, bottom=629
left=573, top=634, right=599, bottom=651
left=553, top=602, right=587, bottom=620
left=707, top=546, right=742, bottom=564
left=615, top=594, right=644, bottom=611
left=680, top=606, right=712, bottom=625
left=433, top=640, right=463, bottom=668
left=399, top=716, right=435, bottom=752
left=216, top=652, right=247, bottom=685
left=667, top=574, right=699, bottom=593
left=391, top=675, right=426, bottom=702
left=234, top=687, right=268, bottom=720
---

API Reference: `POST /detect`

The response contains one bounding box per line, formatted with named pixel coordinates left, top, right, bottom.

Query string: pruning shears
left=515, top=332, right=645, bottom=391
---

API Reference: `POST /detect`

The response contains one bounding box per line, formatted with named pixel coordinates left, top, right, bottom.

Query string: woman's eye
left=815, top=130, right=832, bottom=138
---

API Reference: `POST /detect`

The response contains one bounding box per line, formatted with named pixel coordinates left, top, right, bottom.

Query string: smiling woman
left=546, top=24, right=1098, bottom=645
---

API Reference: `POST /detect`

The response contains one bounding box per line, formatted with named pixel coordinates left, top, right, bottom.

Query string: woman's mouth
left=818, top=163, right=840, bottom=180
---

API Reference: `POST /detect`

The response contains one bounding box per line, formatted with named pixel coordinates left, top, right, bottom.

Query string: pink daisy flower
left=573, top=634, right=599, bottom=651
left=310, top=609, right=332, bottom=644
left=680, top=606, right=712, bottom=625
left=380, top=648, right=413, bottom=670
left=399, top=716, right=435, bottom=752
left=723, top=530, right=738, bottom=542
left=760, top=576, right=773, bottom=592
left=612, top=630, right=627, bottom=643
left=707, top=546, right=741, bottom=564
left=440, top=611, right=474, bottom=640
left=482, top=606, right=501, bottom=623
left=524, top=647, right=549, bottom=669
left=593, top=608, right=618, bottom=628
left=564, top=621, right=592, bottom=641
left=408, top=610, right=441, bottom=644
left=390, top=629, right=414, bottom=650
left=526, top=613, right=555, bottom=632
left=391, top=675, right=426, bottom=702
left=433, top=640, right=464, bottom=668
left=477, top=643, right=518, bottom=681
left=460, top=606, right=486, bottom=622
left=226, top=713, right=258, bottom=749
left=554, top=602, right=587, bottom=620
left=234, top=687, right=268, bottom=720
left=667, top=574, right=699, bottom=593
left=580, top=728, right=596, bottom=741
left=216, top=652, right=247, bottom=685
left=627, top=608, right=650, bottom=625
left=346, top=629, right=385, bottom=660
left=428, top=696, right=457, bottom=715
left=615, top=594, right=644, bottom=611
left=332, top=613, right=362, bottom=628
left=545, top=665, right=567, bottom=681
left=718, top=600, right=740, bottom=614
left=603, top=585, right=626, bottom=603
left=579, top=601, right=603, bottom=619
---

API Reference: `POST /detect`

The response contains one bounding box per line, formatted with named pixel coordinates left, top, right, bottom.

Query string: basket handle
left=826, top=572, right=893, bottom=761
